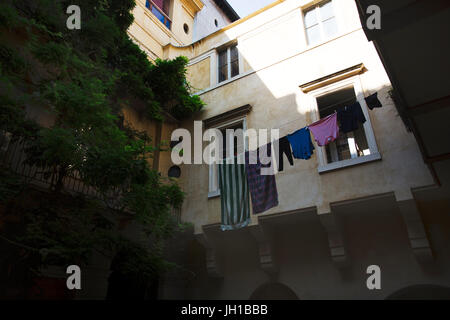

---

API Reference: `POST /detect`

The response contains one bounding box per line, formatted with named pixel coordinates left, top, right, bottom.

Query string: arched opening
left=386, top=284, right=450, bottom=300
left=250, top=282, right=299, bottom=300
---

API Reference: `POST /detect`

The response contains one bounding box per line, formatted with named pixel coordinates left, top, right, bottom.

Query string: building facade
left=128, top=0, right=450, bottom=299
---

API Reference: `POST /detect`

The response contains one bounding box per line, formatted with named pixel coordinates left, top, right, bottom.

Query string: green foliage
left=31, top=41, right=70, bottom=65
left=0, top=44, right=27, bottom=75
left=0, top=94, right=39, bottom=139
left=20, top=195, right=112, bottom=266
left=148, top=57, right=205, bottom=119
left=0, top=3, right=20, bottom=29
left=0, top=0, right=202, bottom=284
left=0, top=168, right=26, bottom=203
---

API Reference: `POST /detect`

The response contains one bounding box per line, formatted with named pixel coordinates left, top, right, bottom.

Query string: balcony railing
left=0, top=132, right=100, bottom=198
left=145, top=0, right=172, bottom=30
left=1, top=132, right=182, bottom=220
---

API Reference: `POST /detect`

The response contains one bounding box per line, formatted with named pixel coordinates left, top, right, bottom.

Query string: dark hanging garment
left=337, top=101, right=367, bottom=134
left=365, top=92, right=382, bottom=110
left=245, top=144, right=279, bottom=214
left=275, top=136, right=294, bottom=172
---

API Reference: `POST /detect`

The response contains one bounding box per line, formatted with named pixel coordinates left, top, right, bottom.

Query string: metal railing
left=1, top=132, right=182, bottom=221
left=145, top=0, right=172, bottom=29
left=0, top=132, right=99, bottom=198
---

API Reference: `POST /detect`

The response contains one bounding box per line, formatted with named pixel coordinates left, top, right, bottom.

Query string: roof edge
left=213, top=0, right=240, bottom=22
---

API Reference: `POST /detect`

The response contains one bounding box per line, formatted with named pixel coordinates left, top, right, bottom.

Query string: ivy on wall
left=0, top=0, right=201, bottom=296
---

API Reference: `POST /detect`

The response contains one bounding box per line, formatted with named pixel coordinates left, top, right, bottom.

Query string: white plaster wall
left=156, top=0, right=450, bottom=300
left=178, top=0, right=434, bottom=234
left=192, top=0, right=233, bottom=42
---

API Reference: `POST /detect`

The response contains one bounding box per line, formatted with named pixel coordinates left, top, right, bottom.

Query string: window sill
left=208, top=190, right=220, bottom=199
left=318, top=152, right=381, bottom=174
left=193, top=71, right=255, bottom=96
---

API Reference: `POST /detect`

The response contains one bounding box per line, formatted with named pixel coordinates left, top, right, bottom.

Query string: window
left=309, top=76, right=381, bottom=172
left=208, top=118, right=246, bottom=198
left=218, top=44, right=240, bottom=83
left=304, top=0, right=338, bottom=45
left=317, top=87, right=369, bottom=163
left=146, top=0, right=172, bottom=29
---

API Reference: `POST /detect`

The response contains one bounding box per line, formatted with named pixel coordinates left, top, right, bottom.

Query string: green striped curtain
left=218, top=160, right=250, bottom=231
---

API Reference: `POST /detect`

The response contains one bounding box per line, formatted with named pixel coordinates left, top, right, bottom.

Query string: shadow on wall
left=249, top=282, right=299, bottom=300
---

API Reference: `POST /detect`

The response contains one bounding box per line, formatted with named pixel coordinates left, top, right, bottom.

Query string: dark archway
left=386, top=284, right=450, bottom=300
left=250, top=282, right=299, bottom=300
left=106, top=251, right=159, bottom=300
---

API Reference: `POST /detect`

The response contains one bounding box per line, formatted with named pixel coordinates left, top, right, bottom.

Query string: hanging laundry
left=365, top=92, right=383, bottom=110
left=287, top=127, right=315, bottom=160
left=245, top=143, right=279, bottom=214
left=274, top=136, right=294, bottom=171
left=337, top=101, right=366, bottom=134
left=308, top=113, right=339, bottom=146
left=218, top=157, right=251, bottom=231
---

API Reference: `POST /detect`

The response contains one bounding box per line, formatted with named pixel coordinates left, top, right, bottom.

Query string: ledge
left=203, top=104, right=252, bottom=128
left=318, top=152, right=382, bottom=174
left=193, top=70, right=256, bottom=96
left=300, top=63, right=366, bottom=93
left=208, top=190, right=220, bottom=199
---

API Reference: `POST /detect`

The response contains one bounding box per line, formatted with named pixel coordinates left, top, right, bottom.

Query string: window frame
left=303, top=0, right=340, bottom=46
left=217, top=44, right=241, bottom=84
left=308, top=75, right=381, bottom=173
left=145, top=0, right=172, bottom=29
left=208, top=116, right=247, bottom=198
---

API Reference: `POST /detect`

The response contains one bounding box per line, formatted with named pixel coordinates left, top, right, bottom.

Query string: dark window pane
left=218, top=50, right=228, bottom=82
left=162, top=0, right=170, bottom=16
left=231, top=60, right=239, bottom=77
left=218, top=50, right=227, bottom=67
left=153, top=0, right=164, bottom=10
left=230, top=45, right=239, bottom=77
left=219, top=65, right=227, bottom=82
left=230, top=45, right=238, bottom=61
left=220, top=123, right=243, bottom=160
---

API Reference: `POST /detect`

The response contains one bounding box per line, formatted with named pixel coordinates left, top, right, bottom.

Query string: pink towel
left=309, top=113, right=339, bottom=146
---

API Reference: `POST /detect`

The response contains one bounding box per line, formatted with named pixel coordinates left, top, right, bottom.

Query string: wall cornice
left=180, top=0, right=205, bottom=17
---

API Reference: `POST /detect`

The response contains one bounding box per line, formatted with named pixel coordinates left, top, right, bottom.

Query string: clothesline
left=270, top=96, right=358, bottom=133
left=319, top=97, right=356, bottom=113
left=222, top=93, right=377, bottom=157
left=220, top=91, right=384, bottom=230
